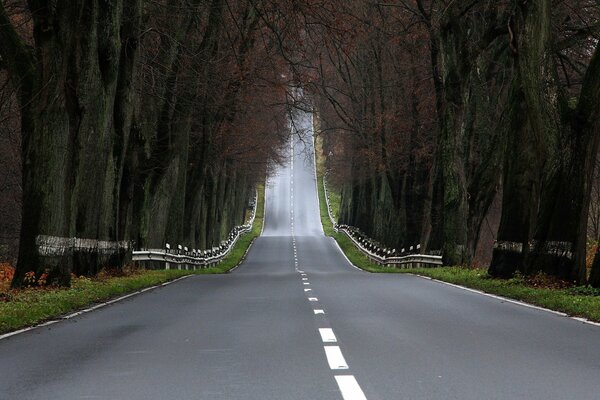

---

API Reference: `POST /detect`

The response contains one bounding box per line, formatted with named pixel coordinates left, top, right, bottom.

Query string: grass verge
left=314, top=132, right=388, bottom=273
left=313, top=138, right=600, bottom=322
left=196, top=184, right=265, bottom=274
left=0, top=184, right=265, bottom=334
left=317, top=174, right=385, bottom=273
left=0, top=270, right=191, bottom=334
left=406, top=267, right=600, bottom=322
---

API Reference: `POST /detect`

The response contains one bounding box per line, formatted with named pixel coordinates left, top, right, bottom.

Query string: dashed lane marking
left=319, top=328, right=337, bottom=343
left=335, top=375, right=368, bottom=400
left=324, top=346, right=349, bottom=370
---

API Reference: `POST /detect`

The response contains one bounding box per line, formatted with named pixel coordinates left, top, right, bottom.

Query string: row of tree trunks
left=309, top=1, right=600, bottom=285
left=490, top=0, right=600, bottom=284
left=327, top=2, right=509, bottom=265
left=0, top=1, right=143, bottom=285
left=426, top=4, right=509, bottom=266
left=1, top=0, right=288, bottom=287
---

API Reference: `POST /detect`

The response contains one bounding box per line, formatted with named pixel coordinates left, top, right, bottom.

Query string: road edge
left=0, top=274, right=194, bottom=341
left=414, top=274, right=600, bottom=327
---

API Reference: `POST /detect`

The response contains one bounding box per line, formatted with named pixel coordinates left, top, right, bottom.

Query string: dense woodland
left=1, top=0, right=600, bottom=287
left=0, top=0, right=290, bottom=286
left=295, top=0, right=600, bottom=286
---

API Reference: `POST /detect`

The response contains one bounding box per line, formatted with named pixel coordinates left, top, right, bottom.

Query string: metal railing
left=323, top=176, right=442, bottom=269
left=132, top=192, right=258, bottom=270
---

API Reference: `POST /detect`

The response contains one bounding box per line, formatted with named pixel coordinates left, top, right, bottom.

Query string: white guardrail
left=323, top=176, right=442, bottom=269
left=132, top=191, right=258, bottom=270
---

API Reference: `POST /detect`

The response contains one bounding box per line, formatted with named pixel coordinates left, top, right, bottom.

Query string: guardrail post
left=165, top=243, right=171, bottom=270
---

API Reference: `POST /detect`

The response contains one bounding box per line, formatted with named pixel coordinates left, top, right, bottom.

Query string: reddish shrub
left=0, top=263, right=14, bottom=283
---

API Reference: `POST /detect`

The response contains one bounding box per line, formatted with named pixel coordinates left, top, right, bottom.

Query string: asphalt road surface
left=1, top=111, right=599, bottom=400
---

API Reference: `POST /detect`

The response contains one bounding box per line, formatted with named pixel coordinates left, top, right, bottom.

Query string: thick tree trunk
left=113, top=0, right=143, bottom=243
left=464, top=45, right=508, bottom=263
left=489, top=0, right=552, bottom=278
left=7, top=1, right=140, bottom=286
left=436, top=15, right=470, bottom=265
left=527, top=42, right=600, bottom=283
left=488, top=80, right=539, bottom=277
left=490, top=0, right=600, bottom=283
left=430, top=7, right=507, bottom=266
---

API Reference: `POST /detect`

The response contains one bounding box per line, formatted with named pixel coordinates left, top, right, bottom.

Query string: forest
left=1, top=0, right=600, bottom=288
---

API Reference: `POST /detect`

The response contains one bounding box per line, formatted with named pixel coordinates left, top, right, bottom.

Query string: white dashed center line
left=324, top=346, right=349, bottom=370
left=319, top=328, right=337, bottom=343
left=335, top=375, right=368, bottom=400
left=289, top=135, right=368, bottom=399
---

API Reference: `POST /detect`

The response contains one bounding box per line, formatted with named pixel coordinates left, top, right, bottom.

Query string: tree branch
left=0, top=2, right=35, bottom=93
left=577, top=42, right=600, bottom=125
left=556, top=22, right=600, bottom=51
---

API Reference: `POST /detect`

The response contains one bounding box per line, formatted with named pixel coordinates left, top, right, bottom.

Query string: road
left=1, top=111, right=600, bottom=399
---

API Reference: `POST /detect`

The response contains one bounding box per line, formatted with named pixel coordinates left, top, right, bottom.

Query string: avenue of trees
left=0, top=0, right=290, bottom=286
left=1, top=0, right=600, bottom=288
left=282, top=0, right=600, bottom=286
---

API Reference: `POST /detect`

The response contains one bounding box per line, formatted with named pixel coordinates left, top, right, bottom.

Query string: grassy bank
left=317, top=174, right=385, bottom=273
left=313, top=136, right=600, bottom=322
left=198, top=184, right=265, bottom=274
left=0, top=185, right=265, bottom=334
left=314, top=133, right=386, bottom=273
left=0, top=270, right=191, bottom=334
left=407, top=267, right=600, bottom=322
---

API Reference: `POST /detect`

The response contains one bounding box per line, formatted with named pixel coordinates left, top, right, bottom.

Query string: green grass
left=406, top=267, right=600, bottom=322
left=0, top=185, right=266, bottom=334
left=313, top=141, right=600, bottom=322
left=317, top=174, right=386, bottom=273
left=327, top=187, right=341, bottom=221
left=0, top=270, right=192, bottom=333
left=314, top=133, right=384, bottom=273
left=196, top=184, right=265, bottom=274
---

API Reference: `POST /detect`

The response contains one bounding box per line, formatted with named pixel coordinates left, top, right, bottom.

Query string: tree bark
left=430, top=4, right=507, bottom=266
left=490, top=0, right=600, bottom=284
left=489, top=0, right=552, bottom=278
left=3, top=1, right=141, bottom=286
left=527, top=40, right=600, bottom=283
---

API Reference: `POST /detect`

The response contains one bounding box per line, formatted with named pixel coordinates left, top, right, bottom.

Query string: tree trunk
left=489, top=0, right=552, bottom=278
left=490, top=0, right=600, bottom=284
left=5, top=1, right=140, bottom=286
left=527, top=41, right=600, bottom=283
left=431, top=6, right=507, bottom=266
